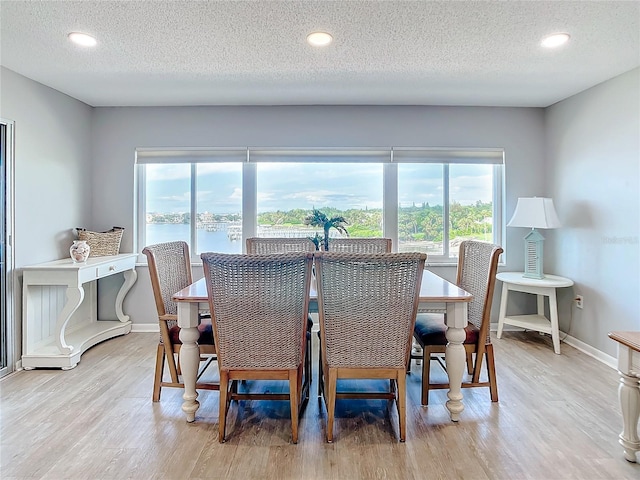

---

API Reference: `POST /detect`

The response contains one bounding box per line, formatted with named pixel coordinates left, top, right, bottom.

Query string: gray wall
left=5, top=64, right=637, bottom=362
left=0, top=66, right=93, bottom=363
left=546, top=67, right=640, bottom=356
left=91, top=105, right=545, bottom=326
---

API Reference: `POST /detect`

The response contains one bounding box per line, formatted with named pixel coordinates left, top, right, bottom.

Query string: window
left=136, top=147, right=504, bottom=263
left=257, top=162, right=383, bottom=238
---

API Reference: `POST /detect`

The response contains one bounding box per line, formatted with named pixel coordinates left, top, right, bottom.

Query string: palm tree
left=304, top=209, right=348, bottom=251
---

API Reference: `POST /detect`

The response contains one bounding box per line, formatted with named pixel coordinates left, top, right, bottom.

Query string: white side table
left=496, top=272, right=574, bottom=354
left=22, top=254, right=137, bottom=369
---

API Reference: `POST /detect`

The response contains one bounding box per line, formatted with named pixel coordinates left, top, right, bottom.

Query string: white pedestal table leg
left=177, top=302, right=201, bottom=423
left=444, top=301, right=467, bottom=421
left=617, top=347, right=640, bottom=463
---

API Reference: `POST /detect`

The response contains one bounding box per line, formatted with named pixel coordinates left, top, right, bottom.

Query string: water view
left=147, top=223, right=243, bottom=254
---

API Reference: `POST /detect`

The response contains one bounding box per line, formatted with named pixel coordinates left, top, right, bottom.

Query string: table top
left=173, top=269, right=473, bottom=304
left=22, top=253, right=137, bottom=271
left=608, top=331, right=640, bottom=352
left=496, top=272, right=574, bottom=288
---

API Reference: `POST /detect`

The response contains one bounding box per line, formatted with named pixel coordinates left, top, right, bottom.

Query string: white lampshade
left=507, top=197, right=561, bottom=229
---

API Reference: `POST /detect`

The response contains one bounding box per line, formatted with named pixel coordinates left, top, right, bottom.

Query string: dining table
left=172, top=268, right=473, bottom=423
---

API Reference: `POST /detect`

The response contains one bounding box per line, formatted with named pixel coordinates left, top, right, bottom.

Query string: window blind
left=135, top=147, right=504, bottom=165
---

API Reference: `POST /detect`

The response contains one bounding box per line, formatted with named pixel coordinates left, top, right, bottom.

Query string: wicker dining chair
left=201, top=252, right=313, bottom=444
left=410, top=240, right=503, bottom=405
left=142, top=241, right=218, bottom=402
left=246, top=237, right=316, bottom=254
left=327, top=237, right=392, bottom=254
left=316, top=237, right=393, bottom=395
left=315, top=251, right=426, bottom=442
left=246, top=237, right=316, bottom=401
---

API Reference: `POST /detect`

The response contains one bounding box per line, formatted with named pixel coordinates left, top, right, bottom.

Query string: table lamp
left=507, top=197, right=561, bottom=279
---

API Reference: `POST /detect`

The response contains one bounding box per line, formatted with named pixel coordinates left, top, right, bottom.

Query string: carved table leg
left=618, top=371, right=640, bottom=462
left=55, top=286, right=85, bottom=356
left=445, top=302, right=467, bottom=422
left=115, top=269, right=137, bottom=322
left=178, top=302, right=201, bottom=422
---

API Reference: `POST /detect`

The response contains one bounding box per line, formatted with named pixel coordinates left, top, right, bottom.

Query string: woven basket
left=76, top=226, right=124, bottom=257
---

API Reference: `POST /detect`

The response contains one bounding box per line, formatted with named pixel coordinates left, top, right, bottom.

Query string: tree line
left=147, top=201, right=493, bottom=242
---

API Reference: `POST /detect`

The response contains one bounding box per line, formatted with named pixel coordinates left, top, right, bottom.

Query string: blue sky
left=146, top=163, right=492, bottom=214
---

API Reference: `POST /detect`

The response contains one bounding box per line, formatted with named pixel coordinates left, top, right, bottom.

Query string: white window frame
left=135, top=147, right=504, bottom=264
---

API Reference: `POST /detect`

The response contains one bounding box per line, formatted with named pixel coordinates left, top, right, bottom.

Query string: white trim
left=383, top=162, right=398, bottom=250
left=242, top=161, right=257, bottom=248
left=443, top=164, right=450, bottom=257
left=0, top=119, right=15, bottom=378
left=131, top=323, right=160, bottom=333
left=135, top=163, right=146, bottom=257
left=491, top=323, right=617, bottom=369
left=561, top=333, right=617, bottom=369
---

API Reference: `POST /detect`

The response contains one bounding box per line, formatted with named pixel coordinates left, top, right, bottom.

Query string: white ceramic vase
left=70, top=240, right=91, bottom=263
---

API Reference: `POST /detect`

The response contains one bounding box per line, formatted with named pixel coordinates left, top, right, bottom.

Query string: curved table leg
left=115, top=269, right=137, bottom=322
left=445, top=302, right=467, bottom=421
left=55, top=286, right=85, bottom=355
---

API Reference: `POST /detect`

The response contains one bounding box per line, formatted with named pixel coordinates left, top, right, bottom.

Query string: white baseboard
left=490, top=323, right=617, bottom=370
left=131, top=323, right=159, bottom=333
left=560, top=333, right=617, bottom=369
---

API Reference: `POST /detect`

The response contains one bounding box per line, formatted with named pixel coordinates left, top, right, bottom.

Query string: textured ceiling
left=1, top=0, right=639, bottom=108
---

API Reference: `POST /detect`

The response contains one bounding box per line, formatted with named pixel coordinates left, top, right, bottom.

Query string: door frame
left=1, top=118, right=15, bottom=378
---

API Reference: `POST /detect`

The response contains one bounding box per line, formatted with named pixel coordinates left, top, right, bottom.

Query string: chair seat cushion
left=413, top=313, right=478, bottom=346
left=169, top=318, right=214, bottom=345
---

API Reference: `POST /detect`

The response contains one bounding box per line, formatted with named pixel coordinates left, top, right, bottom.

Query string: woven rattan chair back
left=316, top=252, right=425, bottom=369
left=202, top=252, right=312, bottom=370
left=314, top=251, right=426, bottom=442
left=327, top=238, right=392, bottom=254
left=410, top=239, right=503, bottom=406
left=456, top=240, right=503, bottom=344
left=246, top=237, right=316, bottom=254
left=142, top=241, right=218, bottom=402
left=201, top=252, right=313, bottom=443
left=143, top=241, right=193, bottom=331
left=246, top=236, right=316, bottom=398
left=312, top=237, right=391, bottom=397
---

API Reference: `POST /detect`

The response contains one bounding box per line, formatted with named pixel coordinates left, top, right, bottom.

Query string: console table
left=496, top=272, right=573, bottom=354
left=22, top=254, right=137, bottom=369
left=608, top=331, right=640, bottom=463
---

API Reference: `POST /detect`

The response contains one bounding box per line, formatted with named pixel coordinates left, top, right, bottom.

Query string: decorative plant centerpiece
left=304, top=209, right=348, bottom=251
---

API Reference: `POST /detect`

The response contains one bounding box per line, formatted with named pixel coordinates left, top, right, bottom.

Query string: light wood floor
left=1, top=330, right=638, bottom=480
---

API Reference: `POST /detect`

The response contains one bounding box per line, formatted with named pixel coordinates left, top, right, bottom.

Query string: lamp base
left=523, top=271, right=545, bottom=280
left=523, top=228, right=545, bottom=280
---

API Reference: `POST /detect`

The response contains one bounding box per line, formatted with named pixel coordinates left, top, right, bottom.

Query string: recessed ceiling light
left=306, top=32, right=333, bottom=47
left=541, top=33, right=570, bottom=48
left=68, top=32, right=97, bottom=47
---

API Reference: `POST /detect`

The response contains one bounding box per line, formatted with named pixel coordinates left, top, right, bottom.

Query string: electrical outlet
left=575, top=295, right=583, bottom=309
